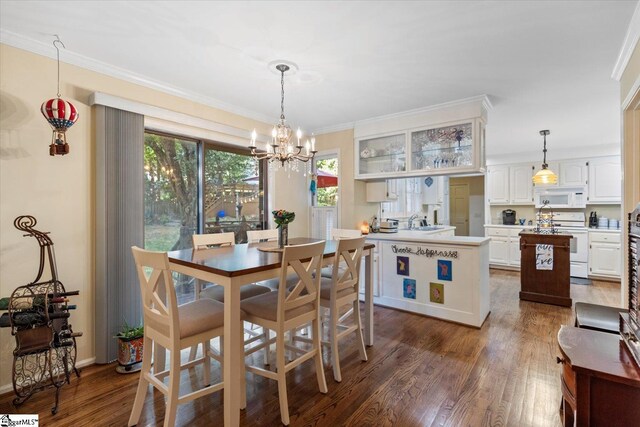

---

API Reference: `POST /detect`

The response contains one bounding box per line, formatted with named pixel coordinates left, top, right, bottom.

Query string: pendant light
left=532, top=130, right=558, bottom=185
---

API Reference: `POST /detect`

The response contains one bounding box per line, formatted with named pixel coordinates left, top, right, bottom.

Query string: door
left=489, top=237, right=509, bottom=264
left=510, top=164, right=535, bottom=204
left=487, top=165, right=509, bottom=204
left=589, top=243, right=621, bottom=277
left=509, top=237, right=521, bottom=266
left=311, top=153, right=339, bottom=239
left=588, top=156, right=622, bottom=203
left=450, top=183, right=469, bottom=236
left=560, top=160, right=587, bottom=186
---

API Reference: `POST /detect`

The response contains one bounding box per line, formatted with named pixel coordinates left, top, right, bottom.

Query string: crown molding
left=622, top=74, right=640, bottom=109
left=0, top=29, right=276, bottom=125
left=612, top=1, right=640, bottom=81
left=352, top=94, right=492, bottom=129
left=312, top=122, right=355, bottom=136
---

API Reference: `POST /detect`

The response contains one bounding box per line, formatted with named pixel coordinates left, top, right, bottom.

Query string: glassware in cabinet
left=357, top=133, right=406, bottom=177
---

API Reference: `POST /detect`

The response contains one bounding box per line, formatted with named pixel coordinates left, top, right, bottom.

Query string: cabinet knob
left=556, top=356, right=565, bottom=364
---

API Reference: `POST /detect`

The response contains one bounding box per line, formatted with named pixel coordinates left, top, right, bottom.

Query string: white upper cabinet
left=560, top=160, right=588, bottom=186
left=509, top=164, right=535, bottom=204
left=487, top=165, right=509, bottom=204
left=365, top=180, right=399, bottom=202
left=422, top=176, right=448, bottom=205
left=587, top=156, right=621, bottom=203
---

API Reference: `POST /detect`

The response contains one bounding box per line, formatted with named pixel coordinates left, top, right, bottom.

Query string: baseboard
left=0, top=357, right=96, bottom=399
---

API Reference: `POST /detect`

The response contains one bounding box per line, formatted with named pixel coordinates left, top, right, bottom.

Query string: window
left=381, top=178, right=423, bottom=218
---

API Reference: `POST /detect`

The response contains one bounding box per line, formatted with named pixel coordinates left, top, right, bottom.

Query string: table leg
left=364, top=250, right=374, bottom=346
left=223, top=283, right=242, bottom=426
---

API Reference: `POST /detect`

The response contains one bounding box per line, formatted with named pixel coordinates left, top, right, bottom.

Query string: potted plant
left=114, top=321, right=144, bottom=373
left=272, top=209, right=295, bottom=248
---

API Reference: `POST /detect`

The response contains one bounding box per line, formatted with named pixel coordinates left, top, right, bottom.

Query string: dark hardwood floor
left=0, top=270, right=621, bottom=426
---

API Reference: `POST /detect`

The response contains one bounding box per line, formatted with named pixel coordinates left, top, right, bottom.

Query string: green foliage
left=114, top=319, right=144, bottom=339
left=272, top=209, right=295, bottom=227
left=316, top=158, right=338, bottom=206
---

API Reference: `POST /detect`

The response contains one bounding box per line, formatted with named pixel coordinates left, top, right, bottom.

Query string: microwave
left=534, top=185, right=587, bottom=208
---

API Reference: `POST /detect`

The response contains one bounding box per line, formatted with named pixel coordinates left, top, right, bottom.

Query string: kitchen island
left=364, top=228, right=490, bottom=327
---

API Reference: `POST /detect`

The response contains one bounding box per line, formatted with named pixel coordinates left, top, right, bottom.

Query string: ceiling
left=0, top=1, right=636, bottom=158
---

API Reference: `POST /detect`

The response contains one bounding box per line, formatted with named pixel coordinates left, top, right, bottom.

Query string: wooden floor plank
left=0, top=270, right=622, bottom=426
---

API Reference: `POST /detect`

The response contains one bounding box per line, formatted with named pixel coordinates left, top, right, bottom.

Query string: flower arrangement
left=272, top=209, right=295, bottom=228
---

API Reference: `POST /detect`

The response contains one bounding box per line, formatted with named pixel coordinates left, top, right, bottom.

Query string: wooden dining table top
left=168, top=237, right=375, bottom=278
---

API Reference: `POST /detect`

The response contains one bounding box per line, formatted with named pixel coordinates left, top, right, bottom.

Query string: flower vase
left=278, top=224, right=288, bottom=249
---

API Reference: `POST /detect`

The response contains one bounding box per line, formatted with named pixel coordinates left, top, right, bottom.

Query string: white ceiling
left=0, top=1, right=636, bottom=159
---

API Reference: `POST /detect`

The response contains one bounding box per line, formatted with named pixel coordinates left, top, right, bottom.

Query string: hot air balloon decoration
left=41, top=36, right=79, bottom=156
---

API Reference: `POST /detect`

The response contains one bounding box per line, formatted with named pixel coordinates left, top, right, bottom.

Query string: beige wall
left=0, top=44, right=277, bottom=390
left=314, top=129, right=377, bottom=229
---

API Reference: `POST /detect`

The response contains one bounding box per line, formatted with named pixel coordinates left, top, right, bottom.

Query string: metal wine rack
left=2, top=216, right=82, bottom=414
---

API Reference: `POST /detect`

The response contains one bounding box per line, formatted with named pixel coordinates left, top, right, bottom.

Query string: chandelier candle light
left=532, top=130, right=558, bottom=185
left=249, top=64, right=317, bottom=171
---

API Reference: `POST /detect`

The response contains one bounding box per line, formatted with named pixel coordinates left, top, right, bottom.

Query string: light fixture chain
left=280, top=68, right=285, bottom=120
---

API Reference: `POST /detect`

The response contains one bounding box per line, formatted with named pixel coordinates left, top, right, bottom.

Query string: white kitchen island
left=363, top=228, right=490, bottom=328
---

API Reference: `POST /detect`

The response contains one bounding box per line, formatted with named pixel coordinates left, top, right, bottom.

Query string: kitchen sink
left=401, top=226, right=442, bottom=231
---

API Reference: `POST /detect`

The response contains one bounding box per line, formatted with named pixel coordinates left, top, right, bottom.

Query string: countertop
left=366, top=227, right=489, bottom=246
left=587, top=228, right=621, bottom=233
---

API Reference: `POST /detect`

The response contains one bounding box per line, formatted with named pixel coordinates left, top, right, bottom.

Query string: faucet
left=408, top=214, right=419, bottom=230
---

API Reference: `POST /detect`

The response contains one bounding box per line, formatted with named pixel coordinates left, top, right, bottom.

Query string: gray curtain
left=94, top=106, right=144, bottom=363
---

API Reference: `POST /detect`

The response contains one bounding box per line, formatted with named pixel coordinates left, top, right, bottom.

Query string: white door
left=509, top=164, right=535, bottom=204
left=589, top=243, right=621, bottom=277
left=508, top=237, right=521, bottom=266
left=311, top=153, right=339, bottom=239
left=450, top=184, right=469, bottom=236
left=489, top=237, right=509, bottom=264
left=588, top=156, right=621, bottom=203
left=487, top=165, right=509, bottom=204
left=560, top=160, right=588, bottom=186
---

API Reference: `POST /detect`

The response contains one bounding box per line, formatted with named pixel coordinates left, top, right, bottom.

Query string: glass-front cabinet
left=357, top=133, right=406, bottom=176
left=410, top=122, right=473, bottom=171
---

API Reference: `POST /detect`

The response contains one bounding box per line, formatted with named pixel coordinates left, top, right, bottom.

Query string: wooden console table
left=519, top=231, right=572, bottom=307
left=557, top=325, right=640, bottom=426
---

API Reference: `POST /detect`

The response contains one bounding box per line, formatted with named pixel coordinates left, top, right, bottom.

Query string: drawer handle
left=625, top=332, right=638, bottom=343
left=556, top=356, right=565, bottom=364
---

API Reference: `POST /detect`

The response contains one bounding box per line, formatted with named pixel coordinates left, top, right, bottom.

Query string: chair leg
left=203, top=340, right=211, bottom=386
left=353, top=300, right=368, bottom=362
left=329, top=306, right=341, bottom=382
left=241, top=356, right=247, bottom=410
left=163, top=348, right=181, bottom=427
left=263, top=328, right=270, bottom=366
left=276, top=332, right=290, bottom=426
left=128, top=335, right=153, bottom=427
left=313, top=317, right=328, bottom=393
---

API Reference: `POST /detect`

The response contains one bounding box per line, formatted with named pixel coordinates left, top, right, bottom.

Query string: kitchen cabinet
left=487, top=163, right=535, bottom=205
left=366, top=180, right=399, bottom=202
left=422, top=176, right=449, bottom=205
left=487, top=165, right=509, bottom=204
left=509, top=164, right=535, bottom=204
left=587, top=156, right=622, bottom=203
left=486, top=226, right=534, bottom=267
left=559, top=160, right=588, bottom=186
left=357, top=133, right=407, bottom=179
left=588, top=231, right=621, bottom=278
left=489, top=237, right=510, bottom=265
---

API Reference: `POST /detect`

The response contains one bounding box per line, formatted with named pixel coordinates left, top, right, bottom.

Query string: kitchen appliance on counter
left=502, top=209, right=516, bottom=225
left=589, top=211, right=598, bottom=228
left=380, top=219, right=399, bottom=233
left=552, top=211, right=588, bottom=278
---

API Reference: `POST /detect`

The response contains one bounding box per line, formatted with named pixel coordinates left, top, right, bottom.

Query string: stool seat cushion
left=201, top=283, right=271, bottom=303
left=178, top=299, right=229, bottom=339
left=319, top=277, right=356, bottom=301
left=574, top=302, right=628, bottom=333
left=320, top=264, right=348, bottom=279
left=241, top=290, right=314, bottom=322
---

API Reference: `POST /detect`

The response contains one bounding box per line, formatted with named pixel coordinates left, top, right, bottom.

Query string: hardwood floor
left=0, top=270, right=621, bottom=426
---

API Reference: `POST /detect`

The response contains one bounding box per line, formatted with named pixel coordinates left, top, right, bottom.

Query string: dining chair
left=240, top=240, right=328, bottom=426
left=319, top=237, right=367, bottom=382
left=246, top=228, right=278, bottom=243
left=321, top=228, right=362, bottom=279
left=128, top=246, right=230, bottom=427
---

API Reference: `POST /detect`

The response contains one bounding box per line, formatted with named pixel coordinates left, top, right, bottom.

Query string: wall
left=0, top=43, right=276, bottom=391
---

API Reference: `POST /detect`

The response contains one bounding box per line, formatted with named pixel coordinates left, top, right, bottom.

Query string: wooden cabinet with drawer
left=557, top=326, right=640, bottom=426
left=588, top=231, right=621, bottom=279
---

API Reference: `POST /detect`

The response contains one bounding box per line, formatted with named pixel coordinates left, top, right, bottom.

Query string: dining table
left=166, top=237, right=376, bottom=427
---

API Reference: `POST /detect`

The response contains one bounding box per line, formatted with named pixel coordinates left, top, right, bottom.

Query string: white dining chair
left=321, top=228, right=362, bottom=279
left=240, top=240, right=328, bottom=426
left=129, top=246, right=231, bottom=427
left=246, top=229, right=278, bottom=243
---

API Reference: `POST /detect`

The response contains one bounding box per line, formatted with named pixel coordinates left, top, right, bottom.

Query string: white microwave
left=534, top=185, right=587, bottom=208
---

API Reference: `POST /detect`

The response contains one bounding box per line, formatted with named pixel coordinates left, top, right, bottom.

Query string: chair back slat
left=192, top=232, right=235, bottom=250
left=131, top=246, right=180, bottom=340
left=247, top=229, right=278, bottom=243
left=330, top=228, right=362, bottom=240
left=331, top=237, right=365, bottom=296
left=278, top=241, right=325, bottom=323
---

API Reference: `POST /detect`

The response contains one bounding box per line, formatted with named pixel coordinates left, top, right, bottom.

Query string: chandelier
left=249, top=64, right=316, bottom=170
left=532, top=129, right=558, bottom=185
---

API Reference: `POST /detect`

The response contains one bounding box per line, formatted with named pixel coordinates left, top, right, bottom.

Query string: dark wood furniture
left=557, top=326, right=640, bottom=427
left=519, top=231, right=572, bottom=307
left=624, top=207, right=640, bottom=366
